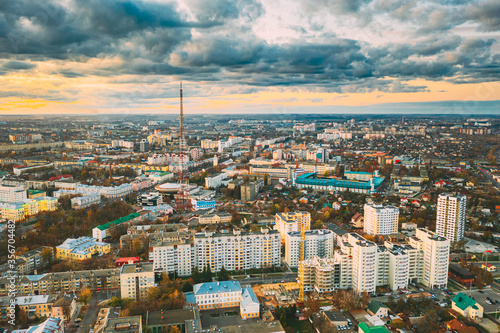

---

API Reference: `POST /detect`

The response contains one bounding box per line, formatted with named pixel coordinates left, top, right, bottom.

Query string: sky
left=0, top=0, right=499, bottom=115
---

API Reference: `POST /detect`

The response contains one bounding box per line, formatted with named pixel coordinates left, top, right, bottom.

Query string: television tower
left=176, top=82, right=191, bottom=211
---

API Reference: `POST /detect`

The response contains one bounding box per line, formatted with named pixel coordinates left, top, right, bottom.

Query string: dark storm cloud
left=2, top=60, right=36, bottom=70
left=0, top=0, right=498, bottom=95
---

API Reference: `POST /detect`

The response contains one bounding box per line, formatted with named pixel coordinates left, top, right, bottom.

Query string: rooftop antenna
left=176, top=82, right=191, bottom=212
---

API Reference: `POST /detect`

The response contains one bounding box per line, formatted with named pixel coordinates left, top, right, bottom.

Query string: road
left=74, top=290, right=119, bottom=333
left=235, top=272, right=297, bottom=285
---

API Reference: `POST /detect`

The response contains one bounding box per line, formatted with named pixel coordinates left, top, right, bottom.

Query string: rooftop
left=193, top=281, right=242, bottom=296
left=121, top=263, right=154, bottom=274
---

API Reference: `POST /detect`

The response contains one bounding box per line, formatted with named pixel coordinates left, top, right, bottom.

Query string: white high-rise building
left=409, top=228, right=450, bottom=289
left=0, top=185, right=27, bottom=203
left=285, top=229, right=334, bottom=267
left=363, top=204, right=399, bottom=235
left=275, top=212, right=311, bottom=240
left=120, top=263, right=155, bottom=301
left=436, top=193, right=466, bottom=242
left=194, top=229, right=281, bottom=272
left=341, top=233, right=378, bottom=294
left=301, top=228, right=450, bottom=294
left=149, top=232, right=194, bottom=276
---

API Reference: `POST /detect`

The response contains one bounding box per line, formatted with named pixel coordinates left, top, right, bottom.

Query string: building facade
left=120, top=263, right=155, bottom=301
left=436, top=193, right=466, bottom=242
left=363, top=204, right=399, bottom=235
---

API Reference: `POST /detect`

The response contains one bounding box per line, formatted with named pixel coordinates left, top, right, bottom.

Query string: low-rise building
left=0, top=268, right=120, bottom=296
left=104, top=316, right=142, bottom=333
left=452, top=292, right=483, bottom=319
left=367, top=301, right=388, bottom=318
left=92, top=212, right=142, bottom=242
left=193, top=281, right=259, bottom=319
left=198, top=212, right=232, bottom=224
left=56, top=237, right=111, bottom=260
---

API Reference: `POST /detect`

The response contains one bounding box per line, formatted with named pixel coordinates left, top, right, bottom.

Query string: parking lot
left=464, top=289, right=500, bottom=313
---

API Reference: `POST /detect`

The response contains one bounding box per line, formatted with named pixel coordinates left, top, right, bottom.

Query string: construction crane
left=297, top=221, right=306, bottom=307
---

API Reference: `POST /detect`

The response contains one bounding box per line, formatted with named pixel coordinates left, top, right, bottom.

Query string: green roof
left=28, top=190, right=45, bottom=194
left=452, top=292, right=477, bottom=311
left=359, top=323, right=390, bottom=333
left=96, top=212, right=141, bottom=231
left=367, top=300, right=387, bottom=314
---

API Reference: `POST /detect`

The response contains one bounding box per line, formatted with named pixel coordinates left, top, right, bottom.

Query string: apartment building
left=194, top=229, right=281, bottom=272
left=363, top=204, right=399, bottom=235
left=120, top=263, right=155, bottom=301
left=0, top=269, right=120, bottom=296
left=300, top=257, right=340, bottom=293
left=285, top=229, right=334, bottom=267
left=274, top=211, right=311, bottom=240
left=436, top=193, right=467, bottom=242
left=0, top=295, right=54, bottom=319
left=300, top=228, right=450, bottom=294
left=71, top=193, right=101, bottom=209
left=56, top=237, right=111, bottom=260
left=205, top=172, right=229, bottom=189
left=409, top=228, right=450, bottom=289
left=0, top=184, right=26, bottom=202
left=149, top=232, right=194, bottom=276
left=0, top=196, right=57, bottom=222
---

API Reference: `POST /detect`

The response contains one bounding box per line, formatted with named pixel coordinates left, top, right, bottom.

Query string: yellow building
left=56, top=237, right=111, bottom=261
left=0, top=295, right=54, bottom=319
left=24, top=200, right=39, bottom=216
left=36, top=196, right=58, bottom=212
left=0, top=202, right=25, bottom=222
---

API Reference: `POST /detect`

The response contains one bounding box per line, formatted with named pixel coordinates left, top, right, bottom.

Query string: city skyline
left=0, top=0, right=499, bottom=115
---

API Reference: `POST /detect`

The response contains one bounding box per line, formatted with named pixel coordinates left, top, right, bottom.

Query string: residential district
left=0, top=114, right=500, bottom=333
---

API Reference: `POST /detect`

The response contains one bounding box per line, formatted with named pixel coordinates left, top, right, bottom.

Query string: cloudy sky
left=0, top=0, right=499, bottom=115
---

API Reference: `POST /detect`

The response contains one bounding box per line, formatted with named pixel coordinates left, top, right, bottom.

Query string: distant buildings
left=240, top=180, right=264, bottom=201
left=294, top=172, right=384, bottom=194
left=205, top=172, right=229, bottom=189
left=436, top=193, right=466, bottom=242
left=363, top=204, right=399, bottom=235
left=198, top=212, right=232, bottom=224
left=120, top=263, right=155, bottom=301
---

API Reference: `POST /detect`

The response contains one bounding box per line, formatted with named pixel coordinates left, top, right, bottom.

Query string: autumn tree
left=78, top=288, right=93, bottom=305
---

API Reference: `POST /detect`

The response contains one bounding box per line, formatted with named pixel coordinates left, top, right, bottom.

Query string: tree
left=202, top=265, right=213, bottom=282
left=17, top=309, right=28, bottom=327
left=78, top=288, right=93, bottom=305
left=182, top=280, right=193, bottom=292
left=361, top=291, right=370, bottom=308
left=40, top=247, right=54, bottom=266
left=218, top=266, right=230, bottom=281
left=168, top=326, right=181, bottom=333
left=304, top=298, right=320, bottom=317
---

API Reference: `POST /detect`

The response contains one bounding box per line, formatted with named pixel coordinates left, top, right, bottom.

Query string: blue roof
left=193, top=281, right=242, bottom=295
left=185, top=292, right=196, bottom=304
left=296, top=173, right=384, bottom=190
left=26, top=274, right=47, bottom=281
left=241, top=288, right=259, bottom=307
